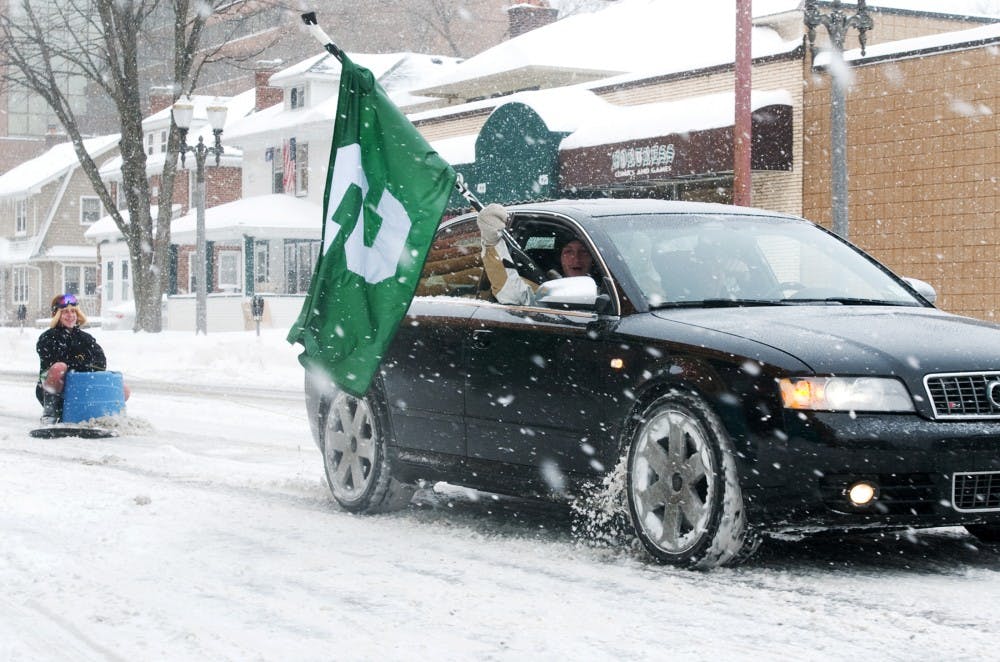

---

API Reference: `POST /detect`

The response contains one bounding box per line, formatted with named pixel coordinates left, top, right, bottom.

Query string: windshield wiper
left=652, top=299, right=786, bottom=309
left=787, top=297, right=919, bottom=306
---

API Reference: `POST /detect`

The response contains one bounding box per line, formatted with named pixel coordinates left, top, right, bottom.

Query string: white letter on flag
left=324, top=143, right=413, bottom=284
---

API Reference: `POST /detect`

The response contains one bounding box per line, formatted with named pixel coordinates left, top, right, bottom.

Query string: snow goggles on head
left=52, top=293, right=78, bottom=313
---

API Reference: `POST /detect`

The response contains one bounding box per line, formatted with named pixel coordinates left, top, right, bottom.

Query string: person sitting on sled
left=35, top=293, right=130, bottom=424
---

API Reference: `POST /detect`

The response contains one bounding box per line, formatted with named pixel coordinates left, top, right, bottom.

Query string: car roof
left=504, top=198, right=805, bottom=223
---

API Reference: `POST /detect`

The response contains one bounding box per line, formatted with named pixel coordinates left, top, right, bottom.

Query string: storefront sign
left=560, top=104, right=793, bottom=191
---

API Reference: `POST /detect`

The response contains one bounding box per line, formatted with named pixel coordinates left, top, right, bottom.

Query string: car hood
left=651, top=305, right=1000, bottom=376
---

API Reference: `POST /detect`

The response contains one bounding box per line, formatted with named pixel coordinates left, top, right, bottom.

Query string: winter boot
left=40, top=392, right=63, bottom=426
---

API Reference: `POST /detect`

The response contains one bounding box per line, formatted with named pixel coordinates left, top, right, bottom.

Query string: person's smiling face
left=58, top=306, right=78, bottom=328
left=560, top=240, right=593, bottom=277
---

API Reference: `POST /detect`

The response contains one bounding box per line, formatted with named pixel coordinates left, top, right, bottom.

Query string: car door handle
left=471, top=329, right=492, bottom=349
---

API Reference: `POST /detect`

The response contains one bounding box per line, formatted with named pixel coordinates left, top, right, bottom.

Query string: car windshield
left=601, top=213, right=922, bottom=308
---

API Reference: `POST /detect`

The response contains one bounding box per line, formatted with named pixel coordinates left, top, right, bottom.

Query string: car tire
left=626, top=391, right=760, bottom=568
left=322, top=388, right=414, bottom=513
left=965, top=524, right=1000, bottom=544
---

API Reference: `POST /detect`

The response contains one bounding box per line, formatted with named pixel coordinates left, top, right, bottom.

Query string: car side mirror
left=535, top=276, right=598, bottom=309
left=903, top=277, right=936, bottom=304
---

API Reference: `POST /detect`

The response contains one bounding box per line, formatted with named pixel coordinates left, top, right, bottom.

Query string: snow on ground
left=1, top=327, right=999, bottom=660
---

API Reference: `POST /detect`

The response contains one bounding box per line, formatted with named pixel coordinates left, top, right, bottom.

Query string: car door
left=380, top=217, right=483, bottom=457
left=464, top=217, right=628, bottom=480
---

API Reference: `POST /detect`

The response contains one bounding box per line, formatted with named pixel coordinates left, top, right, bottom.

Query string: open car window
left=415, top=218, right=486, bottom=299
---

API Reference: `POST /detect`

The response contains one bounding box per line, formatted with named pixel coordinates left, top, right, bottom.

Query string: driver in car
left=477, top=203, right=594, bottom=305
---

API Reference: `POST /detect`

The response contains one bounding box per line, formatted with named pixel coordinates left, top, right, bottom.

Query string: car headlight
left=778, top=377, right=914, bottom=412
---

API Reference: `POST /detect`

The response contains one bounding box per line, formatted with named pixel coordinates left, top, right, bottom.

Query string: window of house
left=15, top=199, right=27, bottom=235
left=272, top=151, right=284, bottom=194
left=289, top=85, right=306, bottom=109
left=121, top=259, right=131, bottom=300
left=147, top=132, right=154, bottom=155
left=295, top=142, right=308, bottom=196
left=187, top=252, right=198, bottom=293
left=284, top=239, right=320, bottom=294
left=218, top=251, right=240, bottom=291
left=85, top=265, right=97, bottom=296
left=80, top=196, right=101, bottom=224
left=12, top=268, right=28, bottom=304
left=160, top=130, right=167, bottom=153
left=254, top=241, right=270, bottom=284
left=62, top=265, right=97, bottom=297
left=105, top=261, right=115, bottom=301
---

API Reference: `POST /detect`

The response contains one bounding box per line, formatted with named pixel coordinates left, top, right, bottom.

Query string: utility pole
left=734, top=0, right=753, bottom=207
left=804, top=0, right=873, bottom=238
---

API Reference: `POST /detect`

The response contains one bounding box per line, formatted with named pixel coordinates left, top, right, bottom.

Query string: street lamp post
left=804, top=0, right=873, bottom=239
left=172, top=96, right=228, bottom=335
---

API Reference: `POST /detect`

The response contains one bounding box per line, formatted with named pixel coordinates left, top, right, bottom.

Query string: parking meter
left=251, top=295, right=265, bottom=336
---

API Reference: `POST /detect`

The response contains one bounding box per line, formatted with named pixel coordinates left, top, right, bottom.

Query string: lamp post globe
left=172, top=96, right=227, bottom=334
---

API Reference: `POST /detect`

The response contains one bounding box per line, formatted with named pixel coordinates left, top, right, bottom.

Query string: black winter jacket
left=35, top=325, right=106, bottom=402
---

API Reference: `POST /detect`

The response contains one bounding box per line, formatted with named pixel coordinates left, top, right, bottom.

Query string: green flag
left=287, top=53, right=456, bottom=397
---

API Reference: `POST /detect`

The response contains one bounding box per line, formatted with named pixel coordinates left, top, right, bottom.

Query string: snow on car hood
left=651, top=305, right=1000, bottom=376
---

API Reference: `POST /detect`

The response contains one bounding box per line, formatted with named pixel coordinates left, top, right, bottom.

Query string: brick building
left=803, top=26, right=1000, bottom=319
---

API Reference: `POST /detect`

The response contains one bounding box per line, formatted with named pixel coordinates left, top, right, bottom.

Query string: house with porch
left=88, top=91, right=254, bottom=329
left=0, top=135, right=119, bottom=324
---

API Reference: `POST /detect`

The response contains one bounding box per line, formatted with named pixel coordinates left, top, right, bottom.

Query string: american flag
left=283, top=138, right=296, bottom=193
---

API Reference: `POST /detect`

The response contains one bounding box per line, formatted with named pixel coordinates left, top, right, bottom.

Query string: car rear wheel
left=322, top=389, right=413, bottom=513
left=626, top=391, right=759, bottom=568
left=965, top=524, right=1000, bottom=544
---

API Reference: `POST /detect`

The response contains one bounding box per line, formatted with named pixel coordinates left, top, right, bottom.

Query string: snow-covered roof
left=413, top=0, right=795, bottom=99
left=269, top=52, right=408, bottom=86
left=169, top=194, right=322, bottom=243
left=830, top=20, right=1000, bottom=65
left=85, top=205, right=182, bottom=243
left=429, top=134, right=477, bottom=166
left=560, top=89, right=794, bottom=150
left=142, top=89, right=256, bottom=131
left=0, top=237, right=34, bottom=264
left=101, top=92, right=253, bottom=180
left=226, top=52, right=460, bottom=142
left=0, top=135, right=119, bottom=199
left=37, top=245, right=97, bottom=261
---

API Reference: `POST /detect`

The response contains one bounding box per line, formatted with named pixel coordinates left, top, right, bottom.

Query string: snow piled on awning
left=85, top=205, right=182, bottom=243
left=37, top=245, right=97, bottom=261
left=560, top=89, right=794, bottom=150
left=169, top=194, right=322, bottom=243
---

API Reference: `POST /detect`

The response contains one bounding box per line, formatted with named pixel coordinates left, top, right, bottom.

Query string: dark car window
left=415, top=218, right=486, bottom=298
left=604, top=214, right=920, bottom=307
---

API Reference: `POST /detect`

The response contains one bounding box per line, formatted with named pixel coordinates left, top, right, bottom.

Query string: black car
left=304, top=199, right=1000, bottom=568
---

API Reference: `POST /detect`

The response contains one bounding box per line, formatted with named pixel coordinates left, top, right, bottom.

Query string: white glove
left=477, top=204, right=507, bottom=246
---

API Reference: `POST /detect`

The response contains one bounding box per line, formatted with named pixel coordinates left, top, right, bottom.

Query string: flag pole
left=299, top=12, right=544, bottom=281
left=301, top=12, right=344, bottom=62
left=301, top=11, right=479, bottom=211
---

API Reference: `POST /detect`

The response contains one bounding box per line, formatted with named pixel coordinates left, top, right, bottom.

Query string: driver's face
left=560, top=240, right=593, bottom=277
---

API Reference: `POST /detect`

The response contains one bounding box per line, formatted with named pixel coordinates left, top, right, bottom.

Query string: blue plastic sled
left=30, top=371, right=125, bottom=438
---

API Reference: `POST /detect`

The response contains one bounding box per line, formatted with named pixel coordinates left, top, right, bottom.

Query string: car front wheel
left=322, top=389, right=413, bottom=513
left=626, top=391, right=759, bottom=568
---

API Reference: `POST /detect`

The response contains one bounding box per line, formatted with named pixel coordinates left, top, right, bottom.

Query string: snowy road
left=2, top=371, right=999, bottom=661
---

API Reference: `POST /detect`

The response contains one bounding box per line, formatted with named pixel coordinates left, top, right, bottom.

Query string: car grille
left=924, top=372, right=1000, bottom=419
left=953, top=472, right=1000, bottom=512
